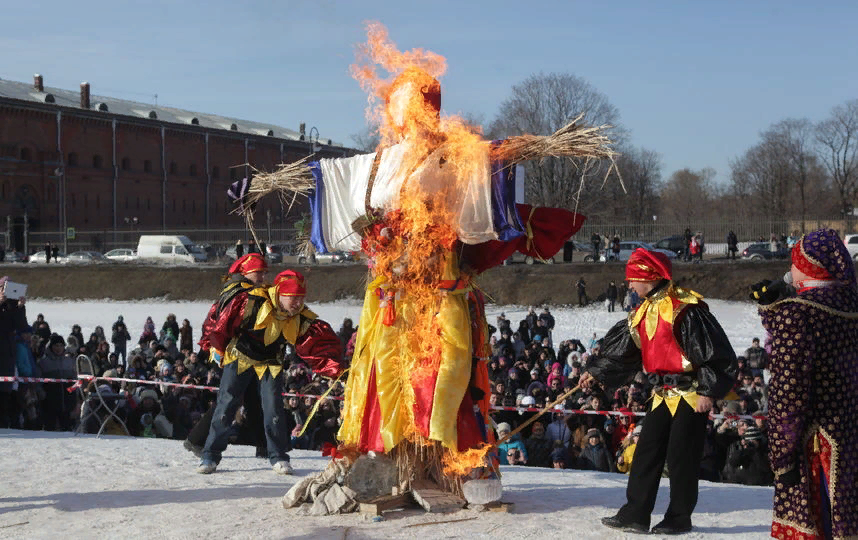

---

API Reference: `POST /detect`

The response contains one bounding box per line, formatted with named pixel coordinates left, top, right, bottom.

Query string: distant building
left=0, top=74, right=355, bottom=249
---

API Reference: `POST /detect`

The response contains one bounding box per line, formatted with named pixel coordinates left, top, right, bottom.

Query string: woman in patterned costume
left=759, top=228, right=858, bottom=540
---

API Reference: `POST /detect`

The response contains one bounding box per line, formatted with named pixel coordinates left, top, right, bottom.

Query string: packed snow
left=0, top=298, right=772, bottom=539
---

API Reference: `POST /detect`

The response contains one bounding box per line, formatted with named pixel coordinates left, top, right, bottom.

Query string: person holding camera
left=751, top=229, right=858, bottom=540
left=721, top=426, right=773, bottom=486
left=580, top=248, right=737, bottom=535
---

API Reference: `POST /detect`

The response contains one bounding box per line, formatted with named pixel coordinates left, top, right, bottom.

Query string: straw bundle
left=490, top=113, right=617, bottom=164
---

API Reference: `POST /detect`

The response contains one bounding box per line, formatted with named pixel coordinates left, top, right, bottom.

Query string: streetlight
left=54, top=166, right=67, bottom=254
left=308, top=126, right=322, bottom=155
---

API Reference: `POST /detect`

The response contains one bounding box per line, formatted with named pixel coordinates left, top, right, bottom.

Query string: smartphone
left=3, top=281, right=27, bottom=300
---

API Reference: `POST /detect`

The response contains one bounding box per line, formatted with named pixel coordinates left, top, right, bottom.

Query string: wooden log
left=410, top=480, right=466, bottom=513
left=358, top=493, right=410, bottom=517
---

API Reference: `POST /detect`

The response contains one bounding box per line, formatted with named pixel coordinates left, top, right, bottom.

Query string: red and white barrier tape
left=0, top=376, right=763, bottom=421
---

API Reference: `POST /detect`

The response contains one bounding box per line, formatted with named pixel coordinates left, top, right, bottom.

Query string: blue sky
left=3, top=1, right=856, bottom=185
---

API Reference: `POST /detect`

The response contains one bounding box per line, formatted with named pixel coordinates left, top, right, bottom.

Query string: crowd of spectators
left=5, top=300, right=773, bottom=486
left=487, top=308, right=774, bottom=487
left=4, top=310, right=359, bottom=454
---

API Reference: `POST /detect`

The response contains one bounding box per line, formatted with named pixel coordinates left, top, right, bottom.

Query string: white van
left=136, top=235, right=207, bottom=264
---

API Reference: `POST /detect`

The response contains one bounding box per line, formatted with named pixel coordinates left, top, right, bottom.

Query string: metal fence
left=23, top=226, right=303, bottom=255
left=10, top=215, right=851, bottom=256
left=570, top=216, right=853, bottom=245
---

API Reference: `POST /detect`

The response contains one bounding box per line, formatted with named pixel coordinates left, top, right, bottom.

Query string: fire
left=349, top=22, right=494, bottom=476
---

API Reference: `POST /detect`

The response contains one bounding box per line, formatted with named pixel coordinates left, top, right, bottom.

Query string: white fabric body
left=316, top=141, right=496, bottom=251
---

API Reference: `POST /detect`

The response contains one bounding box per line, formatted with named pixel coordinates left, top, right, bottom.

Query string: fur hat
left=586, top=428, right=601, bottom=440
left=496, top=422, right=511, bottom=434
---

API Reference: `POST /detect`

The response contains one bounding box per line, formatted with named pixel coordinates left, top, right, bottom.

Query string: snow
left=25, top=297, right=764, bottom=360
left=0, top=430, right=773, bottom=539
left=2, top=297, right=772, bottom=538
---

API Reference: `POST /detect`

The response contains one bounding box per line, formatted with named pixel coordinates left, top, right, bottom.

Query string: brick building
left=0, top=74, right=355, bottom=251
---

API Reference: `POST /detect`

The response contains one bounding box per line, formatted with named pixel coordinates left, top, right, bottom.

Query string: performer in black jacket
left=580, top=248, right=737, bottom=535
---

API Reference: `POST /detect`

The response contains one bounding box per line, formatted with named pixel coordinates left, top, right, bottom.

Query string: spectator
left=591, top=233, right=602, bottom=262
left=161, top=314, right=179, bottom=342
left=744, top=337, right=767, bottom=376
left=235, top=239, right=244, bottom=259
left=683, top=228, right=693, bottom=261
left=496, top=422, right=527, bottom=465
left=524, top=307, right=538, bottom=333
left=140, top=317, right=156, bottom=345
left=111, top=315, right=131, bottom=368
left=524, top=421, right=553, bottom=468
left=69, top=324, right=85, bottom=351
left=616, top=424, right=642, bottom=474
left=611, top=235, right=621, bottom=261
left=727, top=231, right=738, bottom=260
left=576, top=277, right=588, bottom=307
left=545, top=412, right=572, bottom=448
left=337, top=318, right=355, bottom=349
left=179, top=319, right=193, bottom=353
left=38, top=334, right=77, bottom=431
left=606, top=281, right=618, bottom=312
left=721, top=426, right=773, bottom=486
left=551, top=445, right=570, bottom=469
left=578, top=428, right=615, bottom=472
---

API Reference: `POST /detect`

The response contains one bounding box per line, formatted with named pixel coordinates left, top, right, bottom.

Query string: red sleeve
left=208, top=295, right=249, bottom=354
left=296, top=320, right=344, bottom=378
left=197, top=303, right=218, bottom=351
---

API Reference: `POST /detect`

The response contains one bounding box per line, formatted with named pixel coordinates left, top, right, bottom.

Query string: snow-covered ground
left=0, top=430, right=773, bottom=539
left=3, top=297, right=772, bottom=538
left=26, top=297, right=765, bottom=360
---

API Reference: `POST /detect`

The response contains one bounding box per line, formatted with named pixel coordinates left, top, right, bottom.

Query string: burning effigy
left=240, top=22, right=618, bottom=514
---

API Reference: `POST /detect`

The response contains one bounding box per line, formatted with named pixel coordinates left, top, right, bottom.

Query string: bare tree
left=350, top=125, right=381, bottom=153
left=611, top=146, right=662, bottom=226
left=815, top=99, right=858, bottom=223
left=487, top=72, right=625, bottom=215
left=730, top=135, right=793, bottom=221
left=768, top=118, right=824, bottom=232
left=660, top=167, right=716, bottom=224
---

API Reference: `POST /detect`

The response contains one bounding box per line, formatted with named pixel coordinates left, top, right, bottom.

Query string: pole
left=23, top=209, right=28, bottom=256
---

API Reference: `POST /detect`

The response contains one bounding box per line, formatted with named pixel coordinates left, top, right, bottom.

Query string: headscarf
left=626, top=248, right=672, bottom=282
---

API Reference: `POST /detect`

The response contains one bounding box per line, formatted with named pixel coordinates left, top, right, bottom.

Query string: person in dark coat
left=578, top=428, right=616, bottom=472
left=39, top=334, right=77, bottom=431
left=0, top=281, right=29, bottom=428
left=44, top=242, right=51, bottom=264
left=721, top=426, right=773, bottom=486
left=581, top=248, right=737, bottom=534
left=111, top=315, right=131, bottom=368
left=576, top=277, right=588, bottom=307
left=606, top=281, right=618, bottom=312
left=51, top=245, right=59, bottom=262
left=524, top=420, right=554, bottom=468
left=752, top=229, right=858, bottom=540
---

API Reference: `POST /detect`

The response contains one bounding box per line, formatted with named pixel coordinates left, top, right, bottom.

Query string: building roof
left=0, top=76, right=343, bottom=147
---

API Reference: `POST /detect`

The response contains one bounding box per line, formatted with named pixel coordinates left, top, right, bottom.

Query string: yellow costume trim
left=221, top=291, right=317, bottom=379
left=652, top=388, right=699, bottom=416
left=629, top=283, right=702, bottom=340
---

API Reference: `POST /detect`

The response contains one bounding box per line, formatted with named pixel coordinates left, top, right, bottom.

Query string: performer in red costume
left=185, top=253, right=269, bottom=458
left=196, top=268, right=343, bottom=475
left=580, top=248, right=737, bottom=535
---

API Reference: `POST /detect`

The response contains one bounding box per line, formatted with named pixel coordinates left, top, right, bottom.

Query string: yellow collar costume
left=222, top=285, right=317, bottom=379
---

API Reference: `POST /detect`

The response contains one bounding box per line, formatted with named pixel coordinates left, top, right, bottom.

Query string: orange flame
left=350, top=22, right=493, bottom=476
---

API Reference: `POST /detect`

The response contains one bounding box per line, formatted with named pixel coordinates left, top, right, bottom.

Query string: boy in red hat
left=580, top=248, right=737, bottom=534
left=197, top=268, right=343, bottom=475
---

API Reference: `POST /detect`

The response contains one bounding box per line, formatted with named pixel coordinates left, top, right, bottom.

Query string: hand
left=695, top=395, right=714, bottom=414
left=578, top=372, right=593, bottom=389
left=17, top=296, right=25, bottom=307
left=749, top=279, right=790, bottom=305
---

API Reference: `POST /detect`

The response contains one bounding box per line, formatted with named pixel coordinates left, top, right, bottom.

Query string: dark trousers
left=617, top=399, right=707, bottom=527
left=187, top=376, right=264, bottom=449
left=607, top=299, right=616, bottom=312
left=203, top=362, right=289, bottom=465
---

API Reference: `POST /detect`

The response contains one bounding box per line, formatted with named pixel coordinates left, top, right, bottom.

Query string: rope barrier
left=0, top=375, right=764, bottom=421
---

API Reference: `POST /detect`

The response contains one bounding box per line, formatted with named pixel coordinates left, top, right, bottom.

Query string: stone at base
left=462, top=478, right=503, bottom=505
left=343, top=454, right=399, bottom=502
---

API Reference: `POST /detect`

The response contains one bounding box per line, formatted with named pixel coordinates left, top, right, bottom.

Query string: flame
left=349, top=22, right=494, bottom=477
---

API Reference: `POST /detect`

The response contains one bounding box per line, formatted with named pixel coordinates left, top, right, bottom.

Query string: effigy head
left=384, top=67, right=441, bottom=137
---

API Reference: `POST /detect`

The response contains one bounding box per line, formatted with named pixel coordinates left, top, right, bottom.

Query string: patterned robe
left=761, top=238, right=858, bottom=540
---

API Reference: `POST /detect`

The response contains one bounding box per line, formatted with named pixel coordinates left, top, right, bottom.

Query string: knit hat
left=521, top=396, right=536, bottom=407
left=48, top=334, right=65, bottom=348
left=496, top=422, right=511, bottom=434
left=743, top=426, right=764, bottom=441
left=586, top=428, right=601, bottom=439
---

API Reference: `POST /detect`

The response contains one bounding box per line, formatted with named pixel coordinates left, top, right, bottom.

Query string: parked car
left=741, top=242, right=790, bottom=261
left=654, top=235, right=688, bottom=257
left=104, top=248, right=137, bottom=262
left=3, top=251, right=28, bottom=263
left=597, top=241, right=677, bottom=262
left=844, top=234, right=858, bottom=260
left=297, top=250, right=353, bottom=264
left=67, top=251, right=108, bottom=263
left=29, top=251, right=68, bottom=264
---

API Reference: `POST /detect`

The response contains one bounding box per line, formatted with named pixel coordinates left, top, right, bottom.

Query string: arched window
left=121, top=157, right=131, bottom=171
left=67, top=152, right=78, bottom=166
left=144, top=160, right=152, bottom=173
left=189, top=164, right=197, bottom=176
left=93, top=155, right=103, bottom=168
left=212, top=166, right=220, bottom=179
left=169, top=162, right=178, bottom=175
left=20, top=148, right=32, bottom=162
